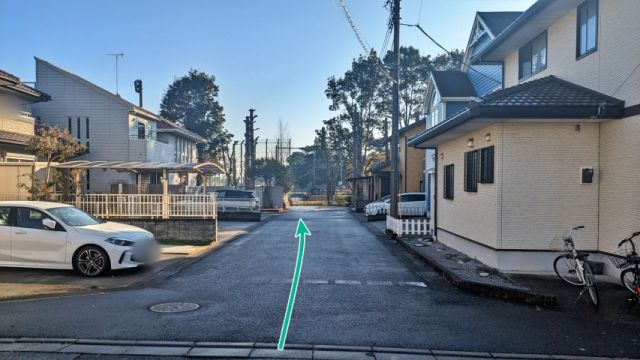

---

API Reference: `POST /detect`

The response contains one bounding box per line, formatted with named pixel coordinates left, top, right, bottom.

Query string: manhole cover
left=149, top=302, right=200, bottom=313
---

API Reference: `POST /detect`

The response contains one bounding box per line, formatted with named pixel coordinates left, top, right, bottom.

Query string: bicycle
left=552, top=225, right=599, bottom=307
left=608, top=231, right=640, bottom=302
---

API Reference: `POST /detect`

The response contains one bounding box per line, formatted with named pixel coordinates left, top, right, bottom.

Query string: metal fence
left=54, top=194, right=217, bottom=219
left=0, top=192, right=261, bottom=217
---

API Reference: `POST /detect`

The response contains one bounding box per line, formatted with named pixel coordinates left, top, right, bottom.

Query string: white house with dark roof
left=410, top=0, right=640, bottom=276
left=31, top=57, right=206, bottom=193
left=415, top=12, right=522, bottom=233
left=462, top=11, right=522, bottom=96
left=0, top=69, right=50, bottom=162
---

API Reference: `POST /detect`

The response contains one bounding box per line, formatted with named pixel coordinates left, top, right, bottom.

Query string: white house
left=32, top=58, right=205, bottom=193
left=0, top=69, right=50, bottom=162
left=418, top=12, right=521, bottom=233
left=410, top=0, right=639, bottom=276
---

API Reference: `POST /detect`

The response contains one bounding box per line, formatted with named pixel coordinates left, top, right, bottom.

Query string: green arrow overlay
left=277, top=218, right=311, bottom=351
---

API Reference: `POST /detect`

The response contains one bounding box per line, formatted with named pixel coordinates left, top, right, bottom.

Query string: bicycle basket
left=609, top=244, right=634, bottom=269
left=549, top=235, right=570, bottom=251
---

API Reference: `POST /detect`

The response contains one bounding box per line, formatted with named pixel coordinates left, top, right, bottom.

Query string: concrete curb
left=396, top=237, right=557, bottom=307
left=0, top=338, right=632, bottom=359
left=354, top=213, right=556, bottom=307
left=0, top=213, right=281, bottom=303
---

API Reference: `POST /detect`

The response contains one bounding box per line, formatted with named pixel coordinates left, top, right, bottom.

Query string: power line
left=335, top=0, right=397, bottom=84
left=612, top=61, right=640, bottom=96
left=336, top=0, right=371, bottom=54
left=402, top=23, right=501, bottom=85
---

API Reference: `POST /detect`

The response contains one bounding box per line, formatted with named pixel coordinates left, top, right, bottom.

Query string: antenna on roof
left=107, top=53, right=124, bottom=95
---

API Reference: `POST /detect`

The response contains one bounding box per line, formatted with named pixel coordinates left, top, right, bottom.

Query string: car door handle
left=14, top=230, right=27, bottom=235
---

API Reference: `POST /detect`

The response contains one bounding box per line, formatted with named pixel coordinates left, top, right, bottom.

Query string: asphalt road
left=1, top=206, right=639, bottom=358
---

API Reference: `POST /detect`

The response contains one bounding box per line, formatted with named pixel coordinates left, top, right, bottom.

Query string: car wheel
left=73, top=246, right=110, bottom=277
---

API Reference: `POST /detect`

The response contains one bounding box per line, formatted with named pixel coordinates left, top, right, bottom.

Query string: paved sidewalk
left=361, top=214, right=640, bottom=318
left=360, top=215, right=555, bottom=306
left=0, top=339, right=633, bottom=359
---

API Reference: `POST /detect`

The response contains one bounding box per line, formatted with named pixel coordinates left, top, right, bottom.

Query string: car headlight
left=105, top=237, right=135, bottom=247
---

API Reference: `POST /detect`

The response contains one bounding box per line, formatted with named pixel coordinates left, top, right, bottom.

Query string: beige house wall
left=500, top=0, right=640, bottom=257
left=437, top=122, right=600, bottom=252
left=400, top=126, right=426, bottom=193
left=599, top=115, right=640, bottom=254
left=500, top=122, right=600, bottom=251
left=0, top=117, right=34, bottom=135
left=503, top=0, right=640, bottom=107
left=0, top=163, right=34, bottom=199
left=437, top=123, right=502, bottom=249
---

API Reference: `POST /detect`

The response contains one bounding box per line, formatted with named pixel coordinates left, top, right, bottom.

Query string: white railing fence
left=0, top=192, right=264, bottom=218
left=53, top=194, right=217, bottom=219
left=386, top=215, right=431, bottom=236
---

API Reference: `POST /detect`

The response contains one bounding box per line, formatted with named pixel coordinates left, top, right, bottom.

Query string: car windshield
left=48, top=206, right=102, bottom=227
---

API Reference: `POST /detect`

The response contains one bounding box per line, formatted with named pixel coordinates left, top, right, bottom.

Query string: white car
left=365, top=196, right=390, bottom=216
left=212, top=189, right=260, bottom=212
left=383, top=192, right=427, bottom=217
left=0, top=201, right=159, bottom=277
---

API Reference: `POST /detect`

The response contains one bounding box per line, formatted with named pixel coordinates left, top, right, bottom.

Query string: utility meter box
left=581, top=167, right=594, bottom=184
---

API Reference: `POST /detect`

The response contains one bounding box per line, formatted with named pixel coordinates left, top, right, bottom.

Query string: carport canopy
left=53, top=160, right=226, bottom=175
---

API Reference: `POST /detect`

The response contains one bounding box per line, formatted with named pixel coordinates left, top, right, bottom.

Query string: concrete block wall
left=112, top=218, right=217, bottom=243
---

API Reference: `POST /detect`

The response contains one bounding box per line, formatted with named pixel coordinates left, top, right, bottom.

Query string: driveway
left=0, top=215, right=270, bottom=300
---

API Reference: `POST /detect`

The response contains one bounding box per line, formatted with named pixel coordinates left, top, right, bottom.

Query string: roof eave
left=408, top=108, right=476, bottom=149
left=471, top=0, right=556, bottom=63
left=408, top=104, right=625, bottom=149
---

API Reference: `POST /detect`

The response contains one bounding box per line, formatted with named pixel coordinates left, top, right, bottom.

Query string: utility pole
left=107, top=53, right=124, bottom=95
left=353, top=111, right=361, bottom=178
left=240, top=140, right=245, bottom=186
left=390, top=0, right=401, bottom=218
left=244, top=109, right=257, bottom=190
left=384, top=118, right=389, bottom=162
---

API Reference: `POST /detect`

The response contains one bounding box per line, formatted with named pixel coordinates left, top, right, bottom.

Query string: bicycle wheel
left=620, top=268, right=640, bottom=295
left=554, top=254, right=584, bottom=286
left=584, top=263, right=599, bottom=308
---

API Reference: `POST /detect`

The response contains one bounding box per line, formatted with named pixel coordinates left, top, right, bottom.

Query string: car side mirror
left=42, top=218, right=57, bottom=230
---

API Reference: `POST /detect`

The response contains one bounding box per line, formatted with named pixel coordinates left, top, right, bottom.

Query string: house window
left=577, top=0, right=598, bottom=58
left=85, top=118, right=90, bottom=138
left=86, top=169, right=90, bottom=191
left=443, top=164, right=454, bottom=200
left=137, top=122, right=146, bottom=139
left=68, top=117, right=72, bottom=132
left=77, top=117, right=81, bottom=138
left=429, top=91, right=442, bottom=128
left=519, top=31, right=547, bottom=80
left=480, top=146, right=495, bottom=183
left=464, top=150, right=479, bottom=192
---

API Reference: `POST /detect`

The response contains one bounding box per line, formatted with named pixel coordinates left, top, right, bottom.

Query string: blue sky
left=0, top=0, right=534, bottom=146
